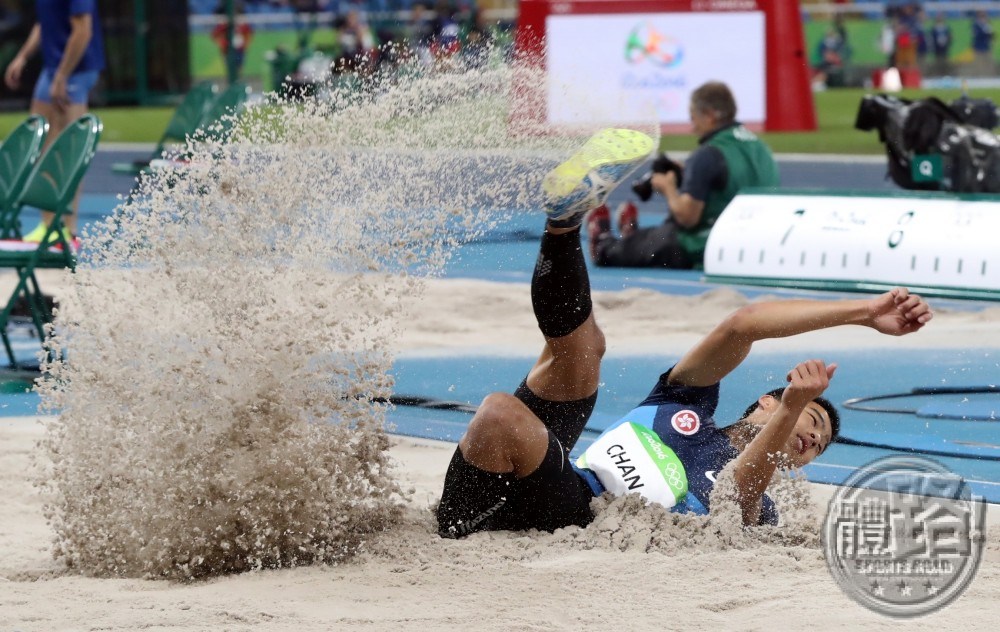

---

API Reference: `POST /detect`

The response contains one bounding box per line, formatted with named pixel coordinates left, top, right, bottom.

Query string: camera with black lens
left=631, top=152, right=684, bottom=202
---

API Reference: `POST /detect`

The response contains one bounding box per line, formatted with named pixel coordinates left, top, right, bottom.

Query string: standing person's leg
left=22, top=97, right=64, bottom=242
left=25, top=69, right=95, bottom=242
left=54, top=102, right=88, bottom=238
left=437, top=128, right=654, bottom=538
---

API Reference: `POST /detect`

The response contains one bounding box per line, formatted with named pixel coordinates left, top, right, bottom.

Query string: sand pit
left=2, top=52, right=998, bottom=629
left=2, top=277, right=999, bottom=630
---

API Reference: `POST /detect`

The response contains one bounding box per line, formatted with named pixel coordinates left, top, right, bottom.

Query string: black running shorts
left=487, top=380, right=598, bottom=532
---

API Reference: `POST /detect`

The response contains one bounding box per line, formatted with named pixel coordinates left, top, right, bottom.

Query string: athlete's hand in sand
left=782, top=359, right=837, bottom=410
left=867, top=287, right=933, bottom=336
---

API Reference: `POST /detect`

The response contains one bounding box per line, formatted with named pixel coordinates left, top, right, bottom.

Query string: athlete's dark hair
left=739, top=387, right=841, bottom=443
left=691, top=81, right=737, bottom=125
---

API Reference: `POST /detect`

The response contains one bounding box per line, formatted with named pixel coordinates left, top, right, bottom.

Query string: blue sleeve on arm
left=69, top=0, right=97, bottom=15
left=642, top=366, right=721, bottom=419
left=679, top=146, right=727, bottom=202
left=759, top=494, right=779, bottom=526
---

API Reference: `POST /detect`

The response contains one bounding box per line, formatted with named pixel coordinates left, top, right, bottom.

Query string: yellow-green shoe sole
left=543, top=128, right=656, bottom=200
left=542, top=128, right=656, bottom=223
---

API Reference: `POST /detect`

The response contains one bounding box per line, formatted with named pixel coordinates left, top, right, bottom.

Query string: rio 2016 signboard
left=545, top=12, right=766, bottom=128
left=516, top=0, right=816, bottom=132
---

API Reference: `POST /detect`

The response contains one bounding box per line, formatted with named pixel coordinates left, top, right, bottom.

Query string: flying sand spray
left=32, top=46, right=663, bottom=578
left=32, top=46, right=813, bottom=579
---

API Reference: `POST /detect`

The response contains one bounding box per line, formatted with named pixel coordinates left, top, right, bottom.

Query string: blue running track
left=1, top=150, right=996, bottom=502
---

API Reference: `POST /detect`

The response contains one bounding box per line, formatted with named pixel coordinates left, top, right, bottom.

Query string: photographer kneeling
left=588, top=81, right=779, bottom=269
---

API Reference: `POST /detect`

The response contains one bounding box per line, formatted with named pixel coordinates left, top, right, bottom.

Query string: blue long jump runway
left=389, top=351, right=1000, bottom=503
left=2, top=149, right=997, bottom=502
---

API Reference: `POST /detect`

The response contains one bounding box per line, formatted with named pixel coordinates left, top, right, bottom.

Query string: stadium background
left=0, top=1, right=999, bottom=107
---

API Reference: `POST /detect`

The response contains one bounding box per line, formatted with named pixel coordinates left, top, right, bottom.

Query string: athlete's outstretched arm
left=729, top=359, right=836, bottom=525
left=668, top=287, right=931, bottom=388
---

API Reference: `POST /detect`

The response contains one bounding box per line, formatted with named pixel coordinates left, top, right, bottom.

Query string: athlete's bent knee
left=465, top=393, right=523, bottom=443
left=461, top=393, right=544, bottom=472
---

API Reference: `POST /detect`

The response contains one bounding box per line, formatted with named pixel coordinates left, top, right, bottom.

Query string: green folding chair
left=0, top=115, right=48, bottom=239
left=197, top=81, right=251, bottom=142
left=0, top=114, right=102, bottom=368
left=111, top=81, right=218, bottom=175
left=129, top=82, right=251, bottom=176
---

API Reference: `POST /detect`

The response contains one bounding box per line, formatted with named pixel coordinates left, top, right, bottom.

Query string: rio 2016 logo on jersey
left=671, top=410, right=700, bottom=435
left=625, top=22, right=684, bottom=68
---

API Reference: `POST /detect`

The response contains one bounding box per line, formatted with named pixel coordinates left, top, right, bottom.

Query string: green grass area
left=191, top=30, right=338, bottom=90
left=0, top=106, right=174, bottom=144
left=662, top=87, right=1000, bottom=155
left=803, top=15, right=1000, bottom=67
left=792, top=86, right=1000, bottom=154
left=2, top=87, right=998, bottom=153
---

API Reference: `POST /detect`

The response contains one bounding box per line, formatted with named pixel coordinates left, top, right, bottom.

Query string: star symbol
left=925, top=580, right=939, bottom=595
left=871, top=581, right=885, bottom=596
left=898, top=580, right=912, bottom=596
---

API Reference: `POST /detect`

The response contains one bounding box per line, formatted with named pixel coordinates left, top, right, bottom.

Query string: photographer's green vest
left=678, top=124, right=779, bottom=265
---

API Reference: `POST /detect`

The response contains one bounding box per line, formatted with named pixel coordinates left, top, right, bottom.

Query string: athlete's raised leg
left=437, top=129, right=654, bottom=537
left=454, top=218, right=601, bottom=480
left=525, top=223, right=604, bottom=402
left=437, top=221, right=595, bottom=538
left=523, top=128, right=655, bottom=422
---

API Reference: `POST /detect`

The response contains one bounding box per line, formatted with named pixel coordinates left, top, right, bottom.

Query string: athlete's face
left=786, top=401, right=833, bottom=467
left=755, top=396, right=833, bottom=468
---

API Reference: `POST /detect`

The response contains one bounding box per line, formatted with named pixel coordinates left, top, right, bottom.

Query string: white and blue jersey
left=576, top=367, right=779, bottom=526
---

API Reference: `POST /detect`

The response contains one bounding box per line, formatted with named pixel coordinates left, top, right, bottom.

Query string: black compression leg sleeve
left=531, top=228, right=593, bottom=338
left=436, top=448, right=518, bottom=539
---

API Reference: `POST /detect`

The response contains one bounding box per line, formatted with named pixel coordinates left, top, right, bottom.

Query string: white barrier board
left=703, top=192, right=1000, bottom=298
